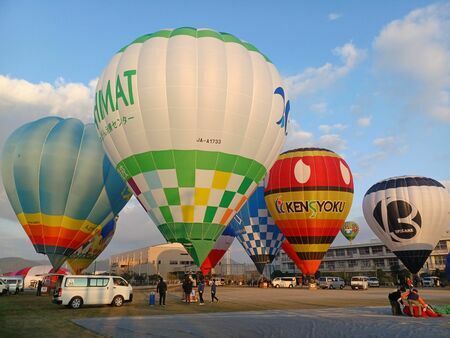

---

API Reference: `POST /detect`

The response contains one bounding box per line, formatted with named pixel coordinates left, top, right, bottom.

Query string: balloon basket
left=308, top=282, right=318, bottom=290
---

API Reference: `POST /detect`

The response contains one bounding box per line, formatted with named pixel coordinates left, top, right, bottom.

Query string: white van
left=1, top=277, right=24, bottom=294
left=53, top=275, right=133, bottom=309
left=318, top=277, right=345, bottom=289
left=351, top=276, right=369, bottom=290
left=272, top=277, right=296, bottom=288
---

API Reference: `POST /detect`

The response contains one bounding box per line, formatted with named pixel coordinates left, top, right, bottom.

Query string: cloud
left=373, top=3, right=450, bottom=121
left=310, top=102, right=328, bottom=114
left=373, top=136, right=396, bottom=148
left=357, top=116, right=372, bottom=127
left=284, top=42, right=366, bottom=98
left=328, top=13, right=342, bottom=21
left=285, top=119, right=347, bottom=152
left=318, top=123, right=347, bottom=133
left=358, top=136, right=406, bottom=168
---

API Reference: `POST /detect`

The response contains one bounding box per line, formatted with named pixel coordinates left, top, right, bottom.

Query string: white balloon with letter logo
left=363, top=176, right=449, bottom=274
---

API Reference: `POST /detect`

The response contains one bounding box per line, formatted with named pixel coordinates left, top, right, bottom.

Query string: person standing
left=36, top=280, right=42, bottom=296
left=156, top=277, right=167, bottom=306
left=183, top=275, right=193, bottom=304
left=198, top=279, right=205, bottom=305
left=388, top=286, right=405, bottom=315
left=211, top=279, right=219, bottom=302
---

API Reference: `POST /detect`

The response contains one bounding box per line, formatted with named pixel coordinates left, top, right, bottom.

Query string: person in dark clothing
left=36, top=280, right=43, bottom=296
left=211, top=279, right=219, bottom=302
left=198, top=280, right=205, bottom=305
left=388, top=286, right=406, bottom=315
left=156, top=277, right=167, bottom=306
left=182, top=276, right=193, bottom=304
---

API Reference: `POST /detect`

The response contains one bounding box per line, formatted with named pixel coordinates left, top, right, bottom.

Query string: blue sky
left=0, top=1, right=449, bottom=264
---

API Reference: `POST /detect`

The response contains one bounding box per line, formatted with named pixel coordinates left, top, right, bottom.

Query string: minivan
left=272, top=277, right=296, bottom=288
left=0, top=279, right=8, bottom=295
left=318, top=277, right=345, bottom=289
left=1, top=277, right=24, bottom=294
left=422, top=276, right=440, bottom=287
left=53, top=275, right=133, bottom=309
left=351, top=276, right=369, bottom=290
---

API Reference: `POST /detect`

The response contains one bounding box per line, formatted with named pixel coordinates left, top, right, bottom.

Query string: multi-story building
left=272, top=230, right=450, bottom=276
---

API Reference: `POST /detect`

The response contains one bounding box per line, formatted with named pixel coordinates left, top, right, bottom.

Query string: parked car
left=422, top=276, right=441, bottom=287
left=318, top=277, right=345, bottom=289
left=271, top=277, right=297, bottom=288
left=351, top=276, right=369, bottom=290
left=52, top=275, right=133, bottom=309
left=1, top=277, right=24, bottom=294
left=0, top=279, right=9, bottom=295
left=209, top=278, right=225, bottom=286
left=368, top=277, right=380, bottom=287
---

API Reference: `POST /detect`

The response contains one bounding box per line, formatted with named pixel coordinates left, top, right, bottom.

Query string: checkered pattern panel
left=132, top=168, right=256, bottom=226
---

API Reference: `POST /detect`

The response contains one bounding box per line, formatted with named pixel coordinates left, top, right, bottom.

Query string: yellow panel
left=18, top=212, right=97, bottom=233
left=291, top=243, right=331, bottom=252
left=194, top=188, right=210, bottom=205
left=212, top=171, right=232, bottom=190
left=181, top=205, right=195, bottom=222
left=265, top=191, right=353, bottom=221
left=278, top=150, right=341, bottom=160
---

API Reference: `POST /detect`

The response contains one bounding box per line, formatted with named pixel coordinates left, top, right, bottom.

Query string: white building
left=109, top=243, right=196, bottom=280
left=272, top=230, right=450, bottom=275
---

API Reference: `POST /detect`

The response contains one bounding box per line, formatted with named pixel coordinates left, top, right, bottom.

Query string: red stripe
left=200, top=249, right=226, bottom=276
left=275, top=219, right=343, bottom=237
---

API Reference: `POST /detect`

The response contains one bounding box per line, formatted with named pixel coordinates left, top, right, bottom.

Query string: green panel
left=197, top=29, right=223, bottom=40
left=174, top=150, right=195, bottom=187
left=153, top=150, right=175, bottom=169
left=132, top=34, right=153, bottom=44
left=219, top=191, right=236, bottom=208
left=216, top=152, right=237, bottom=172
left=220, top=32, right=242, bottom=44
left=170, top=27, right=197, bottom=38
left=247, top=161, right=261, bottom=182
left=196, top=151, right=219, bottom=170
left=135, top=152, right=156, bottom=172
left=254, top=167, right=267, bottom=184
left=203, top=206, right=218, bottom=222
left=237, top=177, right=253, bottom=195
left=159, top=206, right=173, bottom=223
left=234, top=156, right=253, bottom=176
left=163, top=188, right=180, bottom=205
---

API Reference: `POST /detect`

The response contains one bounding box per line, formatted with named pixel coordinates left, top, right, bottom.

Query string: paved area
left=74, top=307, right=450, bottom=338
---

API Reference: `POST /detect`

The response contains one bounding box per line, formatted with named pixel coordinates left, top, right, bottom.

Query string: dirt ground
left=0, top=286, right=449, bottom=337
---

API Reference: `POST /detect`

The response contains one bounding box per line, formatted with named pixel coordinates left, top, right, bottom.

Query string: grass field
left=1, top=286, right=449, bottom=337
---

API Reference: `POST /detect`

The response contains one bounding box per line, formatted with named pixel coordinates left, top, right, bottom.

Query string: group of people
left=388, top=280, right=438, bottom=317
left=155, top=275, right=219, bottom=306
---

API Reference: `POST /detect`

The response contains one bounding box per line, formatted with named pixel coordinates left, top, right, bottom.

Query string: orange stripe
left=235, top=196, right=248, bottom=212
left=220, top=209, right=233, bottom=224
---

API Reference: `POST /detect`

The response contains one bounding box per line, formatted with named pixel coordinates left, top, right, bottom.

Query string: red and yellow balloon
left=265, top=148, right=354, bottom=276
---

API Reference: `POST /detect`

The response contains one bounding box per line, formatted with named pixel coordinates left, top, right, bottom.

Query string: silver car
left=368, top=277, right=380, bottom=287
left=318, top=277, right=345, bottom=289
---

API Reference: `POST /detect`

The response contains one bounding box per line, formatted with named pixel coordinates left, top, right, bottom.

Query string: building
left=272, top=230, right=450, bottom=276
left=109, top=243, right=196, bottom=280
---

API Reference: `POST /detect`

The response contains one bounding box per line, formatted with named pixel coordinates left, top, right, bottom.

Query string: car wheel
left=289, top=284, right=293, bottom=288
left=113, top=295, right=124, bottom=307
left=330, top=285, right=334, bottom=290
left=275, top=285, right=280, bottom=288
left=69, top=297, right=83, bottom=309
left=340, top=285, right=344, bottom=289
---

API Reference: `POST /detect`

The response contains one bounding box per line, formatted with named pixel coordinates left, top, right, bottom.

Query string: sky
left=0, top=0, right=449, bottom=264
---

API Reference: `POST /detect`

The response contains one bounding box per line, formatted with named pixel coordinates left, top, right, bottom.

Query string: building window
left=388, top=258, right=399, bottom=267
left=325, top=251, right=335, bottom=258
left=361, top=259, right=371, bottom=268
left=434, top=255, right=446, bottom=266
left=346, top=248, right=357, bottom=256
left=385, top=247, right=392, bottom=253
left=169, top=260, right=178, bottom=265
left=359, top=247, right=370, bottom=255
left=374, top=259, right=385, bottom=268
left=434, top=241, right=447, bottom=251
left=326, top=262, right=335, bottom=270
left=335, top=249, right=345, bottom=257
left=348, top=260, right=358, bottom=268
left=337, top=261, right=346, bottom=268
left=319, top=262, right=325, bottom=269
left=372, top=246, right=383, bottom=255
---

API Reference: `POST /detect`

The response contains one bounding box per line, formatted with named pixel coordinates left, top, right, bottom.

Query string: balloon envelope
left=67, top=217, right=117, bottom=274
left=200, top=223, right=235, bottom=276
left=341, top=221, right=359, bottom=242
left=230, top=182, right=285, bottom=274
left=281, top=240, right=304, bottom=272
left=2, top=117, right=130, bottom=269
left=265, top=148, right=354, bottom=275
left=94, top=27, right=288, bottom=266
left=363, top=176, right=449, bottom=274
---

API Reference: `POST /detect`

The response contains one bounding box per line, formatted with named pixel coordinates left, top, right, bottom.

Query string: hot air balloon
left=281, top=240, right=304, bottom=272
left=67, top=217, right=117, bottom=274
left=363, top=176, right=449, bottom=274
left=2, top=117, right=131, bottom=270
left=341, top=221, right=359, bottom=243
left=94, top=27, right=288, bottom=266
left=265, top=148, right=354, bottom=277
left=200, top=223, right=235, bottom=276
left=230, top=182, right=285, bottom=274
